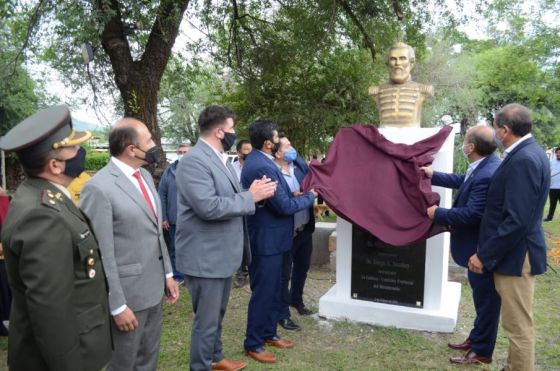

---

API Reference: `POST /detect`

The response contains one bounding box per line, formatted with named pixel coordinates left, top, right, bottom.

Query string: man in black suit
left=469, top=103, right=550, bottom=371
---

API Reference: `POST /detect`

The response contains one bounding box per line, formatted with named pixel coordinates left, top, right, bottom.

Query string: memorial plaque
left=351, top=225, right=425, bottom=308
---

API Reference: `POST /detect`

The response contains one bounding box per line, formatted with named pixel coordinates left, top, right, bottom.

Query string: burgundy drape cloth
left=302, top=124, right=452, bottom=246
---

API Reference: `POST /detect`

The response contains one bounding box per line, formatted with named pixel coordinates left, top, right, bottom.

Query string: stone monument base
left=319, top=280, right=461, bottom=332
left=318, top=126, right=461, bottom=333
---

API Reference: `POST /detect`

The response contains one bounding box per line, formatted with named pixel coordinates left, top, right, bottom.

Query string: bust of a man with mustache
left=368, top=42, right=434, bottom=128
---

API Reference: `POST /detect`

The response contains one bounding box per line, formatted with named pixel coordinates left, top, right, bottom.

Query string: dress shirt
left=276, top=162, right=310, bottom=229
left=232, top=160, right=243, bottom=183
left=199, top=138, right=228, bottom=167
left=550, top=158, right=560, bottom=189
left=464, top=156, right=486, bottom=182
left=504, top=133, right=532, bottom=157
left=111, top=157, right=157, bottom=216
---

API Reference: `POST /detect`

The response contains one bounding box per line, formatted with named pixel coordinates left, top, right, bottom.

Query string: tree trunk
left=96, top=0, right=190, bottom=178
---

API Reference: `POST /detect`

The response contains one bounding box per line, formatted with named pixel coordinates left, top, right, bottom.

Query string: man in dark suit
left=421, top=125, right=501, bottom=365
left=175, top=106, right=276, bottom=371
left=469, top=103, right=550, bottom=371
left=274, top=133, right=316, bottom=331
left=241, top=120, right=316, bottom=364
left=82, top=118, right=180, bottom=371
left=0, top=105, right=112, bottom=370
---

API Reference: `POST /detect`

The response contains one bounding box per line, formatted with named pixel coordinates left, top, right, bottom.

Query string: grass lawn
left=0, top=219, right=558, bottom=370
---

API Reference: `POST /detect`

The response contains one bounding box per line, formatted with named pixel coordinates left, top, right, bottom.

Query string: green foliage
left=84, top=151, right=109, bottom=171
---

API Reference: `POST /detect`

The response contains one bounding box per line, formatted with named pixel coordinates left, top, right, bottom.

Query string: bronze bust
left=369, top=42, right=434, bottom=128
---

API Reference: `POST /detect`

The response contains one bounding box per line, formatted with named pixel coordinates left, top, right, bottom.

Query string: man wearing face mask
left=468, top=104, right=550, bottom=371
left=159, top=143, right=191, bottom=285
left=241, top=120, right=316, bottom=364
left=420, top=125, right=501, bottom=365
left=0, top=105, right=112, bottom=370
left=81, top=118, right=179, bottom=371
left=274, top=132, right=316, bottom=332
left=175, top=106, right=277, bottom=371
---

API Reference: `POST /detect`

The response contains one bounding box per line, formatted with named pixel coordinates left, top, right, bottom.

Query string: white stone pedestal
left=319, top=127, right=462, bottom=332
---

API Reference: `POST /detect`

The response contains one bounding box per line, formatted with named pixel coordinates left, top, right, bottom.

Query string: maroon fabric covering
left=302, top=125, right=452, bottom=246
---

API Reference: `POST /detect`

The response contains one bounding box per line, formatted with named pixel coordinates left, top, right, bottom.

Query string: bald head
left=465, top=126, right=497, bottom=157
left=109, top=117, right=152, bottom=157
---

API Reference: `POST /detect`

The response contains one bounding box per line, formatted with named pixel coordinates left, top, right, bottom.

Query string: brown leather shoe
left=245, top=347, right=276, bottom=363
left=447, top=338, right=473, bottom=351
left=450, top=350, right=492, bottom=365
left=211, top=358, right=248, bottom=370
left=265, top=336, right=294, bottom=349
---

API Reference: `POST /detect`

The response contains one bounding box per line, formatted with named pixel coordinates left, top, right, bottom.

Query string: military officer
left=0, top=105, right=112, bottom=371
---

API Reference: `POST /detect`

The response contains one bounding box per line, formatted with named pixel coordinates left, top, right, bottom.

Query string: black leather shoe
left=291, top=303, right=313, bottom=316
left=543, top=217, right=553, bottom=222
left=278, top=318, right=300, bottom=330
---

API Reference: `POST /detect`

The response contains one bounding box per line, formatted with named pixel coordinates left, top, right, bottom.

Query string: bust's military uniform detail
left=369, top=82, right=434, bottom=127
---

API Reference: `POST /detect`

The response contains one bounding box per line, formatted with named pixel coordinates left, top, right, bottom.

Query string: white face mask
left=461, top=144, right=470, bottom=158
left=177, top=154, right=184, bottom=161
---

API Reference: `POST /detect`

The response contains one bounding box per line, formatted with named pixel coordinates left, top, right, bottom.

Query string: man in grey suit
left=82, top=118, right=180, bottom=371
left=175, top=105, right=277, bottom=371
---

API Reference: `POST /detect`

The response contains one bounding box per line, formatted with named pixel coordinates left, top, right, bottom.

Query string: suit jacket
left=431, top=154, right=501, bottom=267
left=158, top=160, right=179, bottom=225
left=478, top=137, right=550, bottom=276
left=2, top=178, right=111, bottom=371
left=293, top=156, right=315, bottom=234
left=81, top=160, right=172, bottom=313
left=174, top=140, right=255, bottom=278
left=241, top=150, right=315, bottom=256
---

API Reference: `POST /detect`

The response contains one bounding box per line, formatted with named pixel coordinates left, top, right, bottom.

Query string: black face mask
left=221, top=132, right=237, bottom=152
left=137, top=145, right=162, bottom=164
left=238, top=153, right=247, bottom=161
left=62, top=147, right=86, bottom=178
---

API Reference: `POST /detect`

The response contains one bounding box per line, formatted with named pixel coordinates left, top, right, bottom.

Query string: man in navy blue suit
left=469, top=104, right=550, bottom=371
left=241, top=120, right=316, bottom=364
left=274, top=133, right=316, bottom=332
left=421, top=125, right=501, bottom=365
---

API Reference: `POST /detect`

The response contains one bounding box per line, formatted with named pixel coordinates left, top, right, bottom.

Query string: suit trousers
left=279, top=230, right=313, bottom=320
left=467, top=269, right=501, bottom=357
left=546, top=188, right=560, bottom=219
left=106, top=302, right=163, bottom=371
left=494, top=254, right=536, bottom=371
left=244, top=253, right=283, bottom=351
left=185, top=275, right=232, bottom=371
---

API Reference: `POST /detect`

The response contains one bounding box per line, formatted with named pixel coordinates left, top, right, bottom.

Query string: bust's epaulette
left=419, top=84, right=435, bottom=96
left=41, top=189, right=63, bottom=211
left=368, top=85, right=379, bottom=96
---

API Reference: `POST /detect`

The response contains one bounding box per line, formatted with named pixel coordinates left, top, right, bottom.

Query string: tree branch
left=8, top=0, right=50, bottom=78
left=141, top=0, right=190, bottom=82
left=95, top=0, right=134, bottom=88
left=392, top=0, right=404, bottom=21
left=336, top=0, right=376, bottom=62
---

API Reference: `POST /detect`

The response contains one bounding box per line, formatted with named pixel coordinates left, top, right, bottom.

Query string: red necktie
left=133, top=170, right=157, bottom=219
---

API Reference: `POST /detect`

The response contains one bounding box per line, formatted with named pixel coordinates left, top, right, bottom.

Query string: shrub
left=85, top=151, right=109, bottom=171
